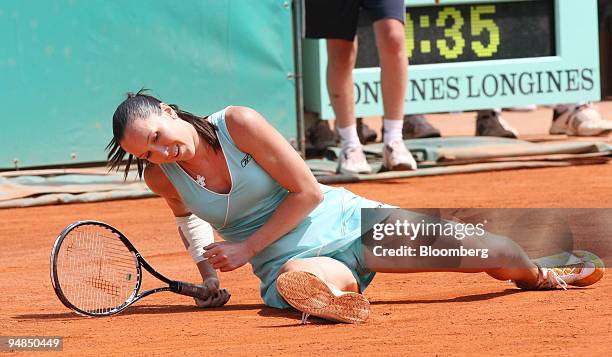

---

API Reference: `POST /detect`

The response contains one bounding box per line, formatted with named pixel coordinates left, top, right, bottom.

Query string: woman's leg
left=278, top=257, right=360, bottom=293
left=363, top=218, right=540, bottom=287
left=361, top=207, right=605, bottom=291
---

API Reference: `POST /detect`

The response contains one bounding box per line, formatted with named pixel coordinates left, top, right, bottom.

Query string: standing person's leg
left=304, top=0, right=371, bottom=174
left=373, top=18, right=406, bottom=123
left=327, top=39, right=373, bottom=174
left=368, top=1, right=417, bottom=170
left=326, top=39, right=359, bottom=135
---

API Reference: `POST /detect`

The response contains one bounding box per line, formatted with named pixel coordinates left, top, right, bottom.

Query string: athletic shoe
left=402, top=114, right=441, bottom=139
left=383, top=140, right=418, bottom=171
left=475, top=110, right=519, bottom=138
left=337, top=146, right=372, bottom=175
left=276, top=271, right=370, bottom=324
left=356, top=118, right=377, bottom=144
left=549, top=104, right=612, bottom=136
left=516, top=250, right=605, bottom=290
left=307, top=120, right=337, bottom=152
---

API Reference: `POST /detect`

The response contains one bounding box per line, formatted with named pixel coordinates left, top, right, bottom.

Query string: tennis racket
left=50, top=220, right=213, bottom=317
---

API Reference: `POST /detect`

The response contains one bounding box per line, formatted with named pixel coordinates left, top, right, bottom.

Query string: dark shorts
left=304, top=0, right=405, bottom=41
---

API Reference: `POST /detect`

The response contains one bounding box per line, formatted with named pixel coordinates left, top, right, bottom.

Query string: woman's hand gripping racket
left=50, top=220, right=230, bottom=316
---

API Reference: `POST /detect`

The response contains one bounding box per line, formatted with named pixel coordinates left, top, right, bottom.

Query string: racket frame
left=50, top=220, right=209, bottom=317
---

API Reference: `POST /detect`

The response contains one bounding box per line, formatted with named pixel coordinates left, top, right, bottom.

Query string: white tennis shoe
left=337, top=146, right=372, bottom=175
left=517, top=250, right=605, bottom=290
left=383, top=140, right=418, bottom=171
left=549, top=104, right=612, bottom=136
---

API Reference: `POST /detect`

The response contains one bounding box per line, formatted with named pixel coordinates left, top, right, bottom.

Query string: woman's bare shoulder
left=144, top=163, right=178, bottom=199
left=224, top=106, right=260, bottom=127
left=224, top=106, right=271, bottom=148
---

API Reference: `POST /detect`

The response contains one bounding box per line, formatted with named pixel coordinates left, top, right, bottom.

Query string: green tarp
left=2, top=138, right=610, bottom=208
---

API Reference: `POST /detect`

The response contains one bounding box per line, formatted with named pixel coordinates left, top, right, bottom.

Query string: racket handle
left=173, top=281, right=210, bottom=299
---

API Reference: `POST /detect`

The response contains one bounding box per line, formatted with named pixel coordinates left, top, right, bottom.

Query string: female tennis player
left=107, top=91, right=604, bottom=323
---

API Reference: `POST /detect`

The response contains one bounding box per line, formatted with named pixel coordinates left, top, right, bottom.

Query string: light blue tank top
left=160, top=107, right=379, bottom=308
left=160, top=107, right=289, bottom=237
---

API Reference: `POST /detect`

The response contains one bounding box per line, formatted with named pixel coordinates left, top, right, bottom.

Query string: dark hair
left=106, top=89, right=220, bottom=179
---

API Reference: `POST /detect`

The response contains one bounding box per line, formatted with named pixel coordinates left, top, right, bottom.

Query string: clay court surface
left=2, top=106, right=612, bottom=355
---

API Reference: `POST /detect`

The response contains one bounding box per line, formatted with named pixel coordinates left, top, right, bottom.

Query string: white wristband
left=175, top=214, right=214, bottom=264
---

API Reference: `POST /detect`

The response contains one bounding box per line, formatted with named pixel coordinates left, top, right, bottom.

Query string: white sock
left=383, top=118, right=403, bottom=144
left=337, top=124, right=361, bottom=149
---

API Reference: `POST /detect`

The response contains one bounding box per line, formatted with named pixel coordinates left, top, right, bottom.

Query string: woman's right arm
left=143, top=164, right=230, bottom=307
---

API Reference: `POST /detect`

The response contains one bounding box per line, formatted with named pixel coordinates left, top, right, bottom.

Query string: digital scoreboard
left=302, top=0, right=601, bottom=119
left=356, top=1, right=555, bottom=66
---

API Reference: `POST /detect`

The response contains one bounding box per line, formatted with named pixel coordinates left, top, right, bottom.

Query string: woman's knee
left=277, top=257, right=359, bottom=293
left=278, top=259, right=309, bottom=276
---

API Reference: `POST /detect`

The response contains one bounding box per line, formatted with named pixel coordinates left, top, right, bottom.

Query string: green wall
left=0, top=0, right=297, bottom=169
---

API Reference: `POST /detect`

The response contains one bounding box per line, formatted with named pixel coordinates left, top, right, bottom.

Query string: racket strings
left=56, top=225, right=139, bottom=315
left=84, top=277, right=121, bottom=296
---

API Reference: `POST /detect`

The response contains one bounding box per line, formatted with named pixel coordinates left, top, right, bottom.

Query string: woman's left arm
left=203, top=106, right=323, bottom=271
